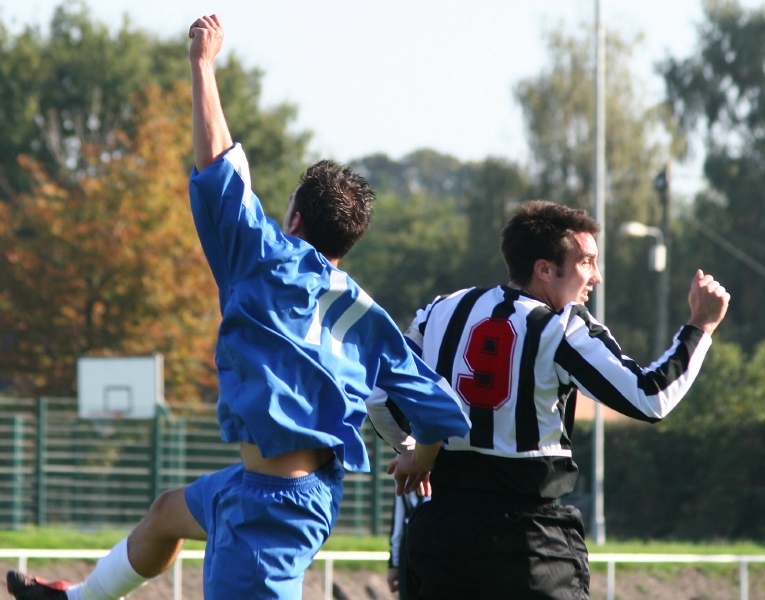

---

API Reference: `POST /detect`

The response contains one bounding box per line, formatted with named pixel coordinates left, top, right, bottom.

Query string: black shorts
left=406, top=497, right=590, bottom=600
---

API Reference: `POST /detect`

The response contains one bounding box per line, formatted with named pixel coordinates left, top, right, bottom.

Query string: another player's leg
left=7, top=486, right=206, bottom=600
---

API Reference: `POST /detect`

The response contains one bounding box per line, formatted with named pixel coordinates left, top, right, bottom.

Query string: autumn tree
left=0, top=3, right=312, bottom=400
left=0, top=84, right=217, bottom=399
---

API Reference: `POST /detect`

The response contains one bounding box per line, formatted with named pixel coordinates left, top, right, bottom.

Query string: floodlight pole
left=654, top=167, right=671, bottom=358
left=591, top=0, right=607, bottom=546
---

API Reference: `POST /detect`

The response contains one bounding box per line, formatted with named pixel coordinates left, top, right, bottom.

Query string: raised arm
left=188, top=14, right=233, bottom=171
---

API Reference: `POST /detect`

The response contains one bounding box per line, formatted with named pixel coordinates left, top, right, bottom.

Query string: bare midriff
left=240, top=441, right=336, bottom=478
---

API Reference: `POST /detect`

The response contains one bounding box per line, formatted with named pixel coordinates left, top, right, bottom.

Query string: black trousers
left=398, top=524, right=420, bottom=600
left=406, top=498, right=590, bottom=600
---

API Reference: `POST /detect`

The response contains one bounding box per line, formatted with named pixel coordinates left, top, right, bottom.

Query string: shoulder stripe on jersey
left=418, top=294, right=449, bottom=337
left=516, top=306, right=556, bottom=452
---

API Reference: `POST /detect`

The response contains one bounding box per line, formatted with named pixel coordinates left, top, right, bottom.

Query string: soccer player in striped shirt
left=388, top=200, right=729, bottom=599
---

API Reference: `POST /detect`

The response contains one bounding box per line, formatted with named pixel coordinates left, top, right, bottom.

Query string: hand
left=188, top=14, right=224, bottom=64
left=387, top=567, right=400, bottom=593
left=687, top=269, right=730, bottom=336
left=387, top=452, right=430, bottom=496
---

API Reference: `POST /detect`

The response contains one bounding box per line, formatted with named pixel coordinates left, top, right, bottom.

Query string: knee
left=150, top=488, right=185, bottom=517
left=143, top=487, right=189, bottom=534
left=142, top=486, right=207, bottom=542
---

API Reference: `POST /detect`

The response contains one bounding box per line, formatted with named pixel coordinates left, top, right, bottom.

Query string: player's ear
left=286, top=211, right=304, bottom=238
left=533, top=258, right=554, bottom=282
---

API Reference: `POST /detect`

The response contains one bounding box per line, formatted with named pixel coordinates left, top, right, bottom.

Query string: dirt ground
left=2, top=560, right=764, bottom=599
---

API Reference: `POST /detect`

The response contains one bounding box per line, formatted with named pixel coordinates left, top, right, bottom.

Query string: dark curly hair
left=501, top=200, right=600, bottom=286
left=292, top=160, right=375, bottom=259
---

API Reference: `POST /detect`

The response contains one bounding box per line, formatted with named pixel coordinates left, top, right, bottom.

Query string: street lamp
left=620, top=222, right=666, bottom=273
left=620, top=221, right=669, bottom=357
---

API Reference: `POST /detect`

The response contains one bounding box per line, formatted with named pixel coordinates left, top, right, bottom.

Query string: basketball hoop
left=89, top=410, right=126, bottom=437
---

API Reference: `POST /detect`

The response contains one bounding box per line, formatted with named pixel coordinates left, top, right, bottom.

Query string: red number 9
left=456, top=318, right=515, bottom=410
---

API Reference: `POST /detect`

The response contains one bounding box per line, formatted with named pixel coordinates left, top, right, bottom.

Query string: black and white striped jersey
left=409, top=285, right=710, bottom=460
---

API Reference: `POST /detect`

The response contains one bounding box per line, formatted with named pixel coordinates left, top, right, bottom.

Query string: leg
left=7, top=486, right=207, bottom=600
left=127, top=486, right=207, bottom=577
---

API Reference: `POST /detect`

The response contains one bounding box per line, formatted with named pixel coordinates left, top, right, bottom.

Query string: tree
left=515, top=24, right=676, bottom=361
left=0, top=84, right=218, bottom=400
left=660, top=0, right=765, bottom=351
left=347, top=150, right=529, bottom=325
left=0, top=3, right=312, bottom=400
left=659, top=339, right=765, bottom=431
left=463, top=158, right=530, bottom=288
left=0, top=2, right=308, bottom=209
left=346, top=150, right=471, bottom=325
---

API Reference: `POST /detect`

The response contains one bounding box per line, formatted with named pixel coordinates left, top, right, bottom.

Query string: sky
left=1, top=0, right=763, bottom=196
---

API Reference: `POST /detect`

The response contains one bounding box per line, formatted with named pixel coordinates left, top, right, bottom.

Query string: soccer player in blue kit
left=7, top=14, right=469, bottom=600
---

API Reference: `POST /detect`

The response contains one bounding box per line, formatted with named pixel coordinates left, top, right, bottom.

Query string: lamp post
left=620, top=221, right=668, bottom=358
left=589, top=0, right=608, bottom=546
left=590, top=0, right=607, bottom=546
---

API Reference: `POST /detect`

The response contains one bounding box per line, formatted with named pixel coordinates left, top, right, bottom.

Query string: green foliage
left=574, top=419, right=765, bottom=541
left=0, top=1, right=307, bottom=204
left=660, top=0, right=765, bottom=351
left=515, top=24, right=675, bottom=364
left=344, top=188, right=469, bottom=326
left=346, top=149, right=529, bottom=325
left=0, top=84, right=221, bottom=399
left=463, top=158, right=530, bottom=287
left=515, top=26, right=668, bottom=220
left=662, top=340, right=765, bottom=430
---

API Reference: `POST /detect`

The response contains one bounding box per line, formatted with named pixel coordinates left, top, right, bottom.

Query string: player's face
left=548, top=232, right=601, bottom=310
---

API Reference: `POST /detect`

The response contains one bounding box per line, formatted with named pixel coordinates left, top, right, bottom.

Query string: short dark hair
left=293, top=160, right=375, bottom=259
left=500, top=200, right=600, bottom=286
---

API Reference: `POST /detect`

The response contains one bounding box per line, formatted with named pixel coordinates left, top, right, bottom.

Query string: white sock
left=65, top=539, right=149, bottom=600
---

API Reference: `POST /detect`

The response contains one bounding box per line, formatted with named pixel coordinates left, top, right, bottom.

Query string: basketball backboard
left=77, top=354, right=165, bottom=420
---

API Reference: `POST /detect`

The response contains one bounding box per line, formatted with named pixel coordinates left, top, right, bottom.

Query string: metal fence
left=0, top=396, right=398, bottom=535
left=1, top=550, right=764, bottom=600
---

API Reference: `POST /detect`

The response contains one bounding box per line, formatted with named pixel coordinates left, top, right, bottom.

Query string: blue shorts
left=185, top=459, right=344, bottom=599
